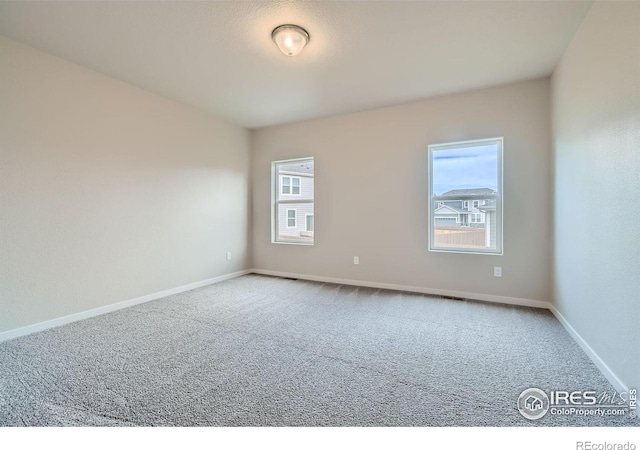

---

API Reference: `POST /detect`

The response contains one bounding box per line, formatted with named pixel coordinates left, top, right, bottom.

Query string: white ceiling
left=0, top=1, right=594, bottom=129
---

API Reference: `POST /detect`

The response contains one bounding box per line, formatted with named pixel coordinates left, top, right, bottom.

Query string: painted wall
left=252, top=78, right=551, bottom=304
left=551, top=2, right=640, bottom=390
left=0, top=36, right=251, bottom=332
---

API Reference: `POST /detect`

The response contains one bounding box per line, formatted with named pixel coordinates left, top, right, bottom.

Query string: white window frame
left=286, top=209, right=296, bottom=228
left=473, top=200, right=479, bottom=209
left=305, top=213, right=314, bottom=232
left=272, top=157, right=314, bottom=245
left=428, top=137, right=503, bottom=255
left=463, top=201, right=469, bottom=209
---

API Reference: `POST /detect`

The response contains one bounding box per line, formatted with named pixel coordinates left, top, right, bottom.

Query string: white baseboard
left=251, top=269, right=552, bottom=310
left=0, top=269, right=251, bottom=343
left=548, top=305, right=628, bottom=393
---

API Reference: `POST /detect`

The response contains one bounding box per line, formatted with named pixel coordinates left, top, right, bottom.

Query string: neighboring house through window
left=281, top=176, right=301, bottom=195
left=428, top=137, right=503, bottom=254
left=272, top=157, right=314, bottom=244
left=286, top=209, right=296, bottom=227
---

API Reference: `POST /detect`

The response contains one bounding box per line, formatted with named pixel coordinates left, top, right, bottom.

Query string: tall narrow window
left=272, top=157, right=314, bottom=244
left=428, top=138, right=503, bottom=254
left=286, top=209, right=296, bottom=227
left=282, top=177, right=291, bottom=194
left=305, top=214, right=314, bottom=232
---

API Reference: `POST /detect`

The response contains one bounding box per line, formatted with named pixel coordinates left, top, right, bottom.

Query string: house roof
left=439, top=188, right=496, bottom=197
left=434, top=204, right=466, bottom=214
left=278, top=161, right=314, bottom=175
left=477, top=200, right=497, bottom=212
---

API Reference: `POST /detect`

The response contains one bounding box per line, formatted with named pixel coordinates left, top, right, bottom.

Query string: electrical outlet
left=226, top=251, right=232, bottom=261
left=494, top=266, right=502, bottom=277
left=353, top=256, right=360, bottom=265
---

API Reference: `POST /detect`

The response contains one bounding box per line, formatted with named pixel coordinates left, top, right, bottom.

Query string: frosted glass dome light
left=271, top=24, right=310, bottom=57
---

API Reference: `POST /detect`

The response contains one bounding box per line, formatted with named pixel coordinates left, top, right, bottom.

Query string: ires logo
left=518, top=388, right=635, bottom=420
left=549, top=390, right=598, bottom=406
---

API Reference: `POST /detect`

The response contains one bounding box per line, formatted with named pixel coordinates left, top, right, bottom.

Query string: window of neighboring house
left=282, top=177, right=291, bottom=194
left=281, top=176, right=301, bottom=195
left=286, top=209, right=296, bottom=227
left=306, top=214, right=314, bottom=232
left=272, top=158, right=314, bottom=244
left=428, top=137, right=503, bottom=255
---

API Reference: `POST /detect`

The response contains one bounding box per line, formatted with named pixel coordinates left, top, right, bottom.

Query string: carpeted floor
left=0, top=274, right=632, bottom=426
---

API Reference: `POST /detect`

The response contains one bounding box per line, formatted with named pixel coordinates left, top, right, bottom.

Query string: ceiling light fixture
left=271, top=24, right=310, bottom=57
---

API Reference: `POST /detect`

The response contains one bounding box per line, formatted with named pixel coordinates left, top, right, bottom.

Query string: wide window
left=428, top=138, right=503, bottom=255
left=272, top=157, right=314, bottom=244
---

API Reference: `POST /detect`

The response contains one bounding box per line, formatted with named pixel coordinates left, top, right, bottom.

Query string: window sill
left=271, top=241, right=314, bottom=246
left=429, top=247, right=503, bottom=256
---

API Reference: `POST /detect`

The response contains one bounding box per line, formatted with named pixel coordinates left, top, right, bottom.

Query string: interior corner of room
left=0, top=0, right=638, bottom=424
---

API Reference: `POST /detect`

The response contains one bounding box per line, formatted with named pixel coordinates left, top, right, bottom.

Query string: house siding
left=276, top=174, right=314, bottom=240
left=491, top=212, right=497, bottom=247
left=434, top=197, right=490, bottom=228
left=278, top=203, right=314, bottom=237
